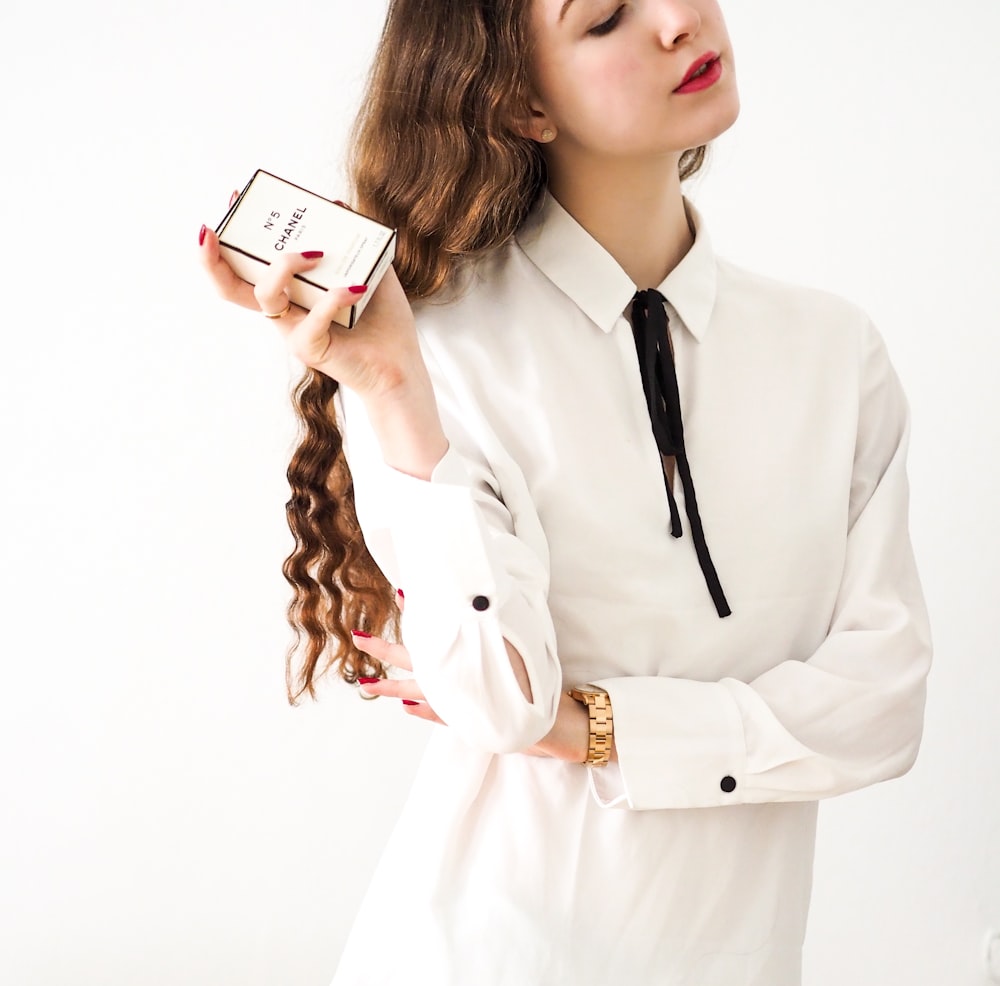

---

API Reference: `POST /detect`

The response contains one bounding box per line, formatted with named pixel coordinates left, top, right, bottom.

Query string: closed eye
left=588, top=4, right=625, bottom=37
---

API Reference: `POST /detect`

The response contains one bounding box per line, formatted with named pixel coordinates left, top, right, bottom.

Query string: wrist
left=568, top=686, right=614, bottom=767
left=363, top=378, right=449, bottom=480
left=566, top=698, right=591, bottom=763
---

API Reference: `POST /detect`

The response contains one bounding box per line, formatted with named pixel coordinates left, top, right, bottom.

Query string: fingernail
left=351, top=629, right=372, bottom=639
left=348, top=285, right=368, bottom=295
left=301, top=250, right=324, bottom=259
left=358, top=676, right=380, bottom=685
left=402, top=700, right=419, bottom=707
left=229, top=189, right=240, bottom=207
left=397, top=588, right=405, bottom=600
left=198, top=224, right=206, bottom=246
left=333, top=200, right=349, bottom=208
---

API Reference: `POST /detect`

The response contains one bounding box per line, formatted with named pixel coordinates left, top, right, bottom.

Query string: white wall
left=1, top=1, right=996, bottom=984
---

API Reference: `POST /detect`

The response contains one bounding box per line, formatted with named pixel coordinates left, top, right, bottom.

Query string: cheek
left=567, top=50, right=647, bottom=120
left=701, top=3, right=732, bottom=53
left=595, top=51, right=643, bottom=90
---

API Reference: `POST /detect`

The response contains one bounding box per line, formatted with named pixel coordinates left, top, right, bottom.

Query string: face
left=526, top=0, right=740, bottom=161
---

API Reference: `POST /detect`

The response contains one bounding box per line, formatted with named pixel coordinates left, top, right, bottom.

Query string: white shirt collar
left=515, top=190, right=717, bottom=342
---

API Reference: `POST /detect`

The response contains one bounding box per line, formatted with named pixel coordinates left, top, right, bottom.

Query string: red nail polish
left=397, top=588, right=405, bottom=599
left=333, top=200, right=349, bottom=208
left=198, top=224, right=206, bottom=246
left=351, top=629, right=372, bottom=638
left=402, top=700, right=418, bottom=707
left=301, top=250, right=324, bottom=259
left=348, top=285, right=368, bottom=295
left=358, top=677, right=379, bottom=684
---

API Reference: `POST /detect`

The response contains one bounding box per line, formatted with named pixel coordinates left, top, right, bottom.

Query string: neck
left=545, top=152, right=693, bottom=289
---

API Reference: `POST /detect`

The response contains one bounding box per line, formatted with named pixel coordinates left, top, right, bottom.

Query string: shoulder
left=709, top=255, right=891, bottom=385
left=716, top=257, right=904, bottom=424
left=715, top=255, right=871, bottom=338
left=409, top=237, right=551, bottom=379
left=412, top=238, right=538, bottom=332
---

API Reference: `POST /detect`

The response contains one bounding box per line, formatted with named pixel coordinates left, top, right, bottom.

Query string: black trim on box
left=215, top=169, right=397, bottom=330
left=217, top=168, right=392, bottom=232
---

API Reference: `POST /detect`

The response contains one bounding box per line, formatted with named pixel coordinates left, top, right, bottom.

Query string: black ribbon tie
left=631, top=288, right=731, bottom=618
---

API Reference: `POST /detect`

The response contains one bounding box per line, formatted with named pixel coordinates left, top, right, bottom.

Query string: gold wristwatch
left=568, top=685, right=613, bottom=767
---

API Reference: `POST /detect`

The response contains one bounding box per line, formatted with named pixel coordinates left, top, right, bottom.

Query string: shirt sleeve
left=589, top=320, right=932, bottom=810
left=336, top=350, right=563, bottom=755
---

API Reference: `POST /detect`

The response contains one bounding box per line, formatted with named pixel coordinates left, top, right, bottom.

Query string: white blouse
left=330, top=192, right=931, bottom=986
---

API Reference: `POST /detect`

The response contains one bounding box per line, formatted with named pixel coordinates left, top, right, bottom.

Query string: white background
left=1, top=1, right=997, bottom=984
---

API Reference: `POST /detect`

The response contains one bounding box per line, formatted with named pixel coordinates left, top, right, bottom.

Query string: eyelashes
left=588, top=4, right=626, bottom=37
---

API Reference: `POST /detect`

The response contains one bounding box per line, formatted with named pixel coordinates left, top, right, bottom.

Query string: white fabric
left=329, top=192, right=931, bottom=986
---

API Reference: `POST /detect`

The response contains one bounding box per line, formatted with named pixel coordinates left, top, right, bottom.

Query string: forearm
left=505, top=638, right=534, bottom=704
left=362, top=373, right=449, bottom=481
left=361, top=375, right=534, bottom=704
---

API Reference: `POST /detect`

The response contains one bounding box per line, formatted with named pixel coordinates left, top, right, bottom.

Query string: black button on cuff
left=720, top=775, right=737, bottom=794
left=472, top=595, right=491, bottom=612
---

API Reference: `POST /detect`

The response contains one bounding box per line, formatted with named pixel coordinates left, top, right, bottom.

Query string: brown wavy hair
left=282, top=0, right=708, bottom=702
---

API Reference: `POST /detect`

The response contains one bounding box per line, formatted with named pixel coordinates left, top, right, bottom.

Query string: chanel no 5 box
left=215, top=170, right=396, bottom=329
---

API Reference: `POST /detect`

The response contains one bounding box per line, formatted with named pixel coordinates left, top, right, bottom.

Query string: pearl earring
left=540, top=128, right=555, bottom=143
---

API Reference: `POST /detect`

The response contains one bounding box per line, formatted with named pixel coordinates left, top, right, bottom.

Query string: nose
left=655, top=0, right=702, bottom=49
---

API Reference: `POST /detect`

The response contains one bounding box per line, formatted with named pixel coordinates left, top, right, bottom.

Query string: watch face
left=571, top=685, right=607, bottom=697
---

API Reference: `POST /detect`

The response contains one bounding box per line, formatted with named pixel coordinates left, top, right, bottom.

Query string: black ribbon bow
left=631, top=288, right=731, bottom=618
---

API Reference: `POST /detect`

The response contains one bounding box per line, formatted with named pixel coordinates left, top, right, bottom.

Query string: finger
left=197, top=224, right=261, bottom=310
left=359, top=677, right=425, bottom=701
left=351, top=630, right=413, bottom=673
left=252, top=251, right=326, bottom=319
left=294, top=280, right=368, bottom=334
left=282, top=285, right=365, bottom=366
left=283, top=283, right=379, bottom=370
left=402, top=703, right=445, bottom=726
left=521, top=747, right=554, bottom=758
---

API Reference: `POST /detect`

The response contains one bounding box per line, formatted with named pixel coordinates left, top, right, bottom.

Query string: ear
left=511, top=109, right=556, bottom=144
left=507, top=93, right=557, bottom=143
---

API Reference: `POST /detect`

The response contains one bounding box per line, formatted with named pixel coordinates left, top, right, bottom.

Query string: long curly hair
left=283, top=0, right=708, bottom=702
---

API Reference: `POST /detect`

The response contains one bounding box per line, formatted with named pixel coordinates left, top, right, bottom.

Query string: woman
left=199, top=1, right=931, bottom=983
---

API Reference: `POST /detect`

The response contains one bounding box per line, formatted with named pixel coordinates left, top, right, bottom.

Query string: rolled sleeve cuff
left=589, top=677, right=749, bottom=810
left=369, top=448, right=558, bottom=752
left=377, top=446, right=512, bottom=617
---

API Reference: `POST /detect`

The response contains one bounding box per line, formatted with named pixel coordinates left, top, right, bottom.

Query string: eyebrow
left=559, top=0, right=576, bottom=21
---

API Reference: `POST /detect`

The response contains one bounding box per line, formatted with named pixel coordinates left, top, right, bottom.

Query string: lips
left=675, top=51, right=720, bottom=91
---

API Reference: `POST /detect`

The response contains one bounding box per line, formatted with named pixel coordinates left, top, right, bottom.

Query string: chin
left=672, top=112, right=739, bottom=154
left=716, top=93, right=742, bottom=135
left=694, top=90, right=741, bottom=145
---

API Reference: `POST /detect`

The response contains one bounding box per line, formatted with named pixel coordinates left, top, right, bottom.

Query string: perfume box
left=215, top=170, right=396, bottom=329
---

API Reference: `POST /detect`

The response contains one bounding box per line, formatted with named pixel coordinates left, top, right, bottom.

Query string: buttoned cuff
left=359, top=447, right=557, bottom=752
left=588, top=677, right=748, bottom=810
left=378, top=446, right=513, bottom=630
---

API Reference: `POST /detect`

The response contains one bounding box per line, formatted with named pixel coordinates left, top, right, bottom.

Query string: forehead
left=530, top=0, right=583, bottom=30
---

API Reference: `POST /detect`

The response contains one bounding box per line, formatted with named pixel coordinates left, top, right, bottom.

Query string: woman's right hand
left=197, top=209, right=449, bottom=479
left=197, top=223, right=424, bottom=401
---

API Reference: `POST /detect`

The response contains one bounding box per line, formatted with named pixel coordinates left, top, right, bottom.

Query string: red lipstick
left=674, top=51, right=722, bottom=94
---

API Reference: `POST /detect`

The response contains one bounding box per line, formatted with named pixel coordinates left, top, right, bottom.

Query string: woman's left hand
left=351, top=627, right=591, bottom=763
left=351, top=628, right=446, bottom=725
